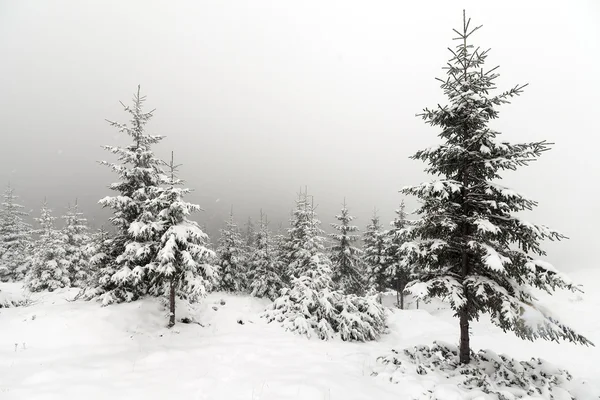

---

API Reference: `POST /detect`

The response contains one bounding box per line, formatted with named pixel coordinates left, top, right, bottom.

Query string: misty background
left=0, top=0, right=598, bottom=271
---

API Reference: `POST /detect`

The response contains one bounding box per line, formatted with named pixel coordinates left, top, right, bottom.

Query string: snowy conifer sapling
left=151, top=152, right=216, bottom=327
left=26, top=199, right=70, bottom=292
left=386, top=201, right=412, bottom=309
left=329, top=199, right=364, bottom=295
left=61, top=200, right=91, bottom=287
left=362, top=209, right=389, bottom=294
left=85, top=226, right=112, bottom=289
left=0, top=184, right=31, bottom=281
left=402, top=11, right=592, bottom=364
left=244, top=217, right=256, bottom=250
left=216, top=208, right=246, bottom=292
left=248, top=212, right=284, bottom=300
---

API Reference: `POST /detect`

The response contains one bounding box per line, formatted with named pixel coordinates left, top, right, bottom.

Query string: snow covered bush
left=373, top=341, right=599, bottom=399
left=265, top=271, right=385, bottom=341
left=264, top=191, right=385, bottom=342
left=0, top=284, right=30, bottom=308
left=26, top=200, right=70, bottom=292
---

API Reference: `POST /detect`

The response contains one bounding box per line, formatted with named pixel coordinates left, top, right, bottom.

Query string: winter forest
left=1, top=3, right=599, bottom=400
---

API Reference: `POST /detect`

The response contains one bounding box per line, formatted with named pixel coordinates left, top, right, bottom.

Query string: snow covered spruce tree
left=85, top=226, right=112, bottom=289
left=362, top=209, right=389, bottom=294
left=329, top=200, right=365, bottom=295
left=61, top=201, right=91, bottom=287
left=386, top=201, right=413, bottom=309
left=88, top=86, right=166, bottom=304
left=240, top=216, right=257, bottom=288
left=264, top=191, right=385, bottom=341
left=248, top=213, right=284, bottom=300
left=150, top=152, right=216, bottom=327
left=243, top=216, right=256, bottom=250
left=401, top=12, right=592, bottom=364
left=26, top=199, right=70, bottom=292
left=271, top=222, right=289, bottom=286
left=0, top=184, right=32, bottom=281
left=215, top=209, right=246, bottom=292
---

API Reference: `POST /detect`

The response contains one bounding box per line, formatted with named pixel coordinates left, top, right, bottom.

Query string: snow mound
left=0, top=283, right=30, bottom=308
left=373, top=341, right=600, bottom=399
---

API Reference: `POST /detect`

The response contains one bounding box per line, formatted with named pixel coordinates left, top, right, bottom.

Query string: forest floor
left=1, top=267, right=598, bottom=399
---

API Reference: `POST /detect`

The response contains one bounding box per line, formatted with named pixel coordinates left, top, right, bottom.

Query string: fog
left=0, top=0, right=598, bottom=270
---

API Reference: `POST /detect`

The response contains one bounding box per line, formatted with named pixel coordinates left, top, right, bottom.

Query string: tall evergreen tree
left=401, top=12, right=592, bottom=363
left=150, top=152, right=216, bottom=327
left=26, top=200, right=70, bottom=292
left=248, top=213, right=284, bottom=300
left=362, top=209, right=389, bottom=293
left=386, top=201, right=412, bottom=309
left=329, top=200, right=364, bottom=295
left=216, top=208, right=246, bottom=292
left=89, top=86, right=166, bottom=304
left=0, top=184, right=32, bottom=281
left=61, top=200, right=91, bottom=287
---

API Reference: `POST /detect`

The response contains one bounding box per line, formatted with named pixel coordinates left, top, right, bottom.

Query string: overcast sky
left=0, top=0, right=598, bottom=271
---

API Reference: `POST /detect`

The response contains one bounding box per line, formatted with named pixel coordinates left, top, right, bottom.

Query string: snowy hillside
left=0, top=268, right=598, bottom=399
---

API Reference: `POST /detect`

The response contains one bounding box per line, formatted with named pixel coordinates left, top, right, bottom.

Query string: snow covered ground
left=1, top=267, right=598, bottom=400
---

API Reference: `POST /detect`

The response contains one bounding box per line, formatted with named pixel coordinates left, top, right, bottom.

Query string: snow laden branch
left=374, top=341, right=595, bottom=399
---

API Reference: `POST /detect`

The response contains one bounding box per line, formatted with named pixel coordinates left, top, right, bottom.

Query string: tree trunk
left=395, top=280, right=401, bottom=309
left=458, top=10, right=472, bottom=365
left=399, top=283, right=404, bottom=310
left=459, top=309, right=470, bottom=364
left=459, top=241, right=470, bottom=363
left=168, top=277, right=175, bottom=328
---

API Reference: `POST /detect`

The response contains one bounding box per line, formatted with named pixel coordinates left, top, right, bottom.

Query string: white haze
left=0, top=0, right=598, bottom=271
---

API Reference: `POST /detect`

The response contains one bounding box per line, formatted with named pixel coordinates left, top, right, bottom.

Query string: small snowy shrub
left=0, top=287, right=29, bottom=308
left=263, top=277, right=385, bottom=342
left=373, top=341, right=598, bottom=399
